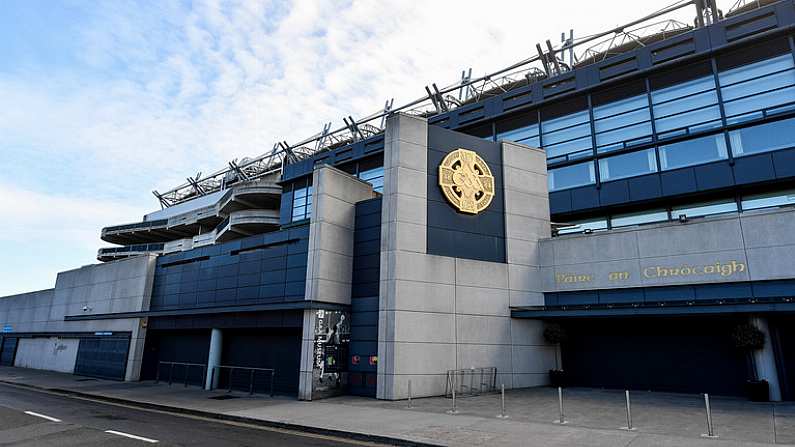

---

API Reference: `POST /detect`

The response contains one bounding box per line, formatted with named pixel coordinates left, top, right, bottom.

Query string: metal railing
left=155, top=361, right=207, bottom=388
left=98, top=243, right=165, bottom=256
left=152, top=1, right=731, bottom=209
left=210, top=365, right=276, bottom=396
left=445, top=367, right=497, bottom=398
left=103, top=219, right=169, bottom=234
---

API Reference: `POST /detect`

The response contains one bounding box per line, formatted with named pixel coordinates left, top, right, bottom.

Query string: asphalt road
left=0, top=383, right=385, bottom=446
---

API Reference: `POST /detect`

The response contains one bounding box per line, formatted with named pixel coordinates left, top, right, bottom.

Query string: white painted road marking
left=24, top=411, right=62, bottom=422
left=105, top=430, right=159, bottom=443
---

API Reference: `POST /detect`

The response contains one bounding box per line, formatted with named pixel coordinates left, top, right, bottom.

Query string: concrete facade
left=538, top=207, right=795, bottom=293
left=299, top=165, right=376, bottom=400
left=14, top=337, right=80, bottom=373
left=0, top=255, right=156, bottom=381
left=376, top=113, right=556, bottom=400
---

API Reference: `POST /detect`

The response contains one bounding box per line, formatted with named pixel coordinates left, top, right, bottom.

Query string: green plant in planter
left=731, top=323, right=765, bottom=350
left=731, top=323, right=770, bottom=401
left=544, top=325, right=567, bottom=374
left=543, top=325, right=568, bottom=345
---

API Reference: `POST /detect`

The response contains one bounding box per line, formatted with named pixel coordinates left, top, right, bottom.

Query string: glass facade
left=557, top=218, right=608, bottom=235
left=541, top=109, right=592, bottom=160
left=651, top=75, right=722, bottom=139
left=548, top=161, right=595, bottom=191
left=593, top=93, right=652, bottom=153
left=358, top=166, right=384, bottom=193
left=742, top=189, right=795, bottom=210
left=497, top=122, right=540, bottom=147
left=598, top=148, right=657, bottom=182
left=659, top=133, right=728, bottom=170
left=672, top=200, right=737, bottom=219
left=292, top=185, right=313, bottom=221
left=611, top=209, right=669, bottom=228
left=729, top=116, right=795, bottom=156
left=719, top=54, right=795, bottom=124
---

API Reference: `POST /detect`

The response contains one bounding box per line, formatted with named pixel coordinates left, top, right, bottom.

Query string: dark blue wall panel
left=348, top=197, right=381, bottom=397
left=151, top=225, right=309, bottom=311
left=545, top=279, right=795, bottom=310
left=426, top=126, right=506, bottom=263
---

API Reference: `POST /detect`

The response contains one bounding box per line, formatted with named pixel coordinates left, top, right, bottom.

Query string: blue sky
left=0, top=0, right=695, bottom=296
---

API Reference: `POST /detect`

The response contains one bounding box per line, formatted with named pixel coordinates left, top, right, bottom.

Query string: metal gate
left=0, top=337, right=18, bottom=366
left=74, top=337, right=130, bottom=380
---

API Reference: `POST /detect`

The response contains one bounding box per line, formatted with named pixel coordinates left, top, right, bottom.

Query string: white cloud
left=0, top=0, right=704, bottom=295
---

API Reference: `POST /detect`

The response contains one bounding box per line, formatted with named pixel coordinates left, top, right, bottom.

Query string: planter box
left=746, top=380, right=769, bottom=402
left=549, top=370, right=567, bottom=388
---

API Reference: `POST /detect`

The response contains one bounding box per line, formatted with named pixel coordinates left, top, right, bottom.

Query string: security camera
left=82, top=305, right=89, bottom=312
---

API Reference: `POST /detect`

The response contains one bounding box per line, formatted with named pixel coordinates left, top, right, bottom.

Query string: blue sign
left=2, top=325, right=12, bottom=333
left=94, top=331, right=113, bottom=336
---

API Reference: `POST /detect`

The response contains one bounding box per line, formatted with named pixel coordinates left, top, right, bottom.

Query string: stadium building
left=2, top=0, right=795, bottom=402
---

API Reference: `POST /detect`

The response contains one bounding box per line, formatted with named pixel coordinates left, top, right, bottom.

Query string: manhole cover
left=209, top=395, right=240, bottom=400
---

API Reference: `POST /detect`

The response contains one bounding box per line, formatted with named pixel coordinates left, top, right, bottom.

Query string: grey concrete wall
left=299, top=165, right=375, bottom=400
left=377, top=114, right=555, bottom=400
left=0, top=255, right=156, bottom=381
left=304, top=165, right=376, bottom=305
left=538, top=207, right=795, bottom=293
left=14, top=337, right=79, bottom=374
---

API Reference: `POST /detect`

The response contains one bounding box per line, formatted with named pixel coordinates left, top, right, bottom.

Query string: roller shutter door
left=0, top=337, right=18, bottom=366
left=74, top=337, right=130, bottom=380
left=560, top=317, right=748, bottom=396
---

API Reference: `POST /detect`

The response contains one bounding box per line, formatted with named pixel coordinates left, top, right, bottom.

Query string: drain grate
left=209, top=395, right=240, bottom=400
left=76, top=378, right=98, bottom=382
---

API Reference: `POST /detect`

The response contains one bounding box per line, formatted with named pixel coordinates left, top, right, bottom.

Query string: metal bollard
left=496, top=383, right=509, bottom=419
left=554, top=386, right=567, bottom=424
left=621, top=390, right=635, bottom=431
left=447, top=377, right=458, bottom=414
left=701, top=393, right=718, bottom=438
left=407, top=380, right=413, bottom=409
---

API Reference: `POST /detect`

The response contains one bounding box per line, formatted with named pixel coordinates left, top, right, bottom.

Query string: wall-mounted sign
left=438, top=148, right=495, bottom=214
left=2, top=325, right=12, bottom=333
left=554, top=260, right=748, bottom=285
left=94, top=331, right=113, bottom=336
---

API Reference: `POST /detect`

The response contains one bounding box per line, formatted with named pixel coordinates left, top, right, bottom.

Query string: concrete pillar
left=205, top=328, right=223, bottom=390
left=751, top=317, right=782, bottom=401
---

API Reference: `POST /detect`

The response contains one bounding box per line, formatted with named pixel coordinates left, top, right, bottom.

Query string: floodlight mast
left=153, top=0, right=729, bottom=208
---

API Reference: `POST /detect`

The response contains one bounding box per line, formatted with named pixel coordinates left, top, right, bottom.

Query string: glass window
left=497, top=123, right=540, bottom=147
left=358, top=166, right=384, bottom=193
left=719, top=54, right=795, bottom=123
left=556, top=218, right=608, bottom=235
left=611, top=209, right=669, bottom=228
left=742, top=189, right=795, bottom=210
left=651, top=76, right=722, bottom=138
left=548, top=161, right=596, bottom=191
left=291, top=185, right=313, bottom=221
left=598, top=148, right=657, bottom=182
left=728, top=116, right=795, bottom=156
left=659, top=133, right=728, bottom=170
left=541, top=110, right=593, bottom=160
left=672, top=200, right=738, bottom=219
left=593, top=94, right=653, bottom=153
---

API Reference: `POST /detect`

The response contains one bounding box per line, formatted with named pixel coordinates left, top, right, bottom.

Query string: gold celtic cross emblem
left=438, top=148, right=495, bottom=214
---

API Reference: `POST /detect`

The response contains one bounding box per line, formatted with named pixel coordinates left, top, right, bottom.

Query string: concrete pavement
left=0, top=366, right=793, bottom=446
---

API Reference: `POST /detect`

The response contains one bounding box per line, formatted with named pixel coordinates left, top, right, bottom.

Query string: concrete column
left=298, top=309, right=317, bottom=400
left=751, top=317, right=782, bottom=401
left=205, top=328, right=223, bottom=390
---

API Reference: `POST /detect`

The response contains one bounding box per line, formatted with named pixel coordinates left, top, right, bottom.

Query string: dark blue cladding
left=534, top=279, right=795, bottom=317
left=426, top=125, right=506, bottom=263
left=348, top=197, right=381, bottom=397
left=150, top=225, right=310, bottom=311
